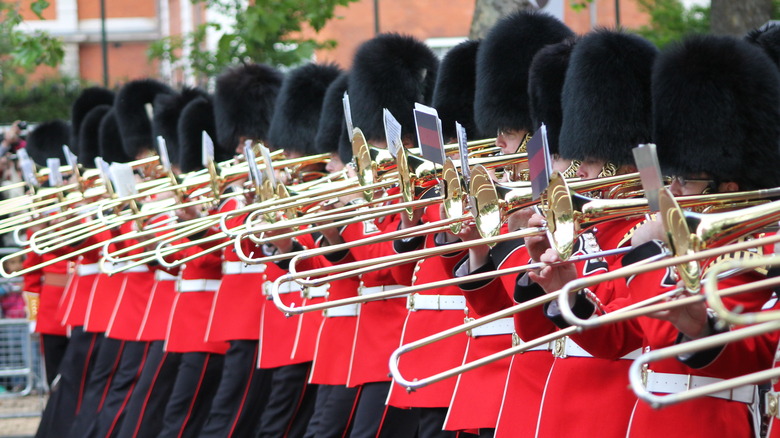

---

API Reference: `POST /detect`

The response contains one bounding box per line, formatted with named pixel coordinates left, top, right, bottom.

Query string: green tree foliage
left=0, top=76, right=83, bottom=124
left=149, top=0, right=359, bottom=81
left=0, top=0, right=63, bottom=71
left=634, top=0, right=709, bottom=48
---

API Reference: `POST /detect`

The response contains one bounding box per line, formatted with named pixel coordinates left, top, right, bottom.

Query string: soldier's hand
left=524, top=212, right=551, bottom=262
left=528, top=248, right=576, bottom=294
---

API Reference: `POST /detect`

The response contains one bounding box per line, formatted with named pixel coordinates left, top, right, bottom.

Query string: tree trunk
left=470, top=0, right=536, bottom=39
left=710, top=0, right=772, bottom=36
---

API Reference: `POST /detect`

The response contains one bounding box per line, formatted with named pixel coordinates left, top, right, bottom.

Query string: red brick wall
left=80, top=42, right=158, bottom=86
left=78, top=0, right=157, bottom=20
left=305, top=0, right=474, bottom=68
left=565, top=0, right=649, bottom=35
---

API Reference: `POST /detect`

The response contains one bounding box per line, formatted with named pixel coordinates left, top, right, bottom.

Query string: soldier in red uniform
left=199, top=62, right=283, bottom=438
left=565, top=34, right=780, bottom=437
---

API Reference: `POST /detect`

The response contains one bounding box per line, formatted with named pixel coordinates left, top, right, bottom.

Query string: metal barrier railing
left=0, top=319, right=45, bottom=420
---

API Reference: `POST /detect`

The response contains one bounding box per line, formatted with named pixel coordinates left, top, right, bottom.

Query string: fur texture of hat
left=78, top=105, right=111, bottom=168
left=653, top=34, right=780, bottom=190
left=70, top=87, right=115, bottom=151
left=433, top=39, right=481, bottom=141
left=115, top=78, right=174, bottom=159
left=268, top=63, right=342, bottom=155
left=214, top=63, right=283, bottom=153
left=315, top=73, right=349, bottom=157
left=745, top=24, right=780, bottom=68
left=25, top=120, right=70, bottom=166
left=152, top=87, right=208, bottom=168
left=558, top=29, right=657, bottom=166
left=528, top=38, right=577, bottom=155
left=349, top=33, right=439, bottom=144
left=178, top=96, right=221, bottom=173
left=474, top=11, right=573, bottom=136
left=99, top=109, right=133, bottom=164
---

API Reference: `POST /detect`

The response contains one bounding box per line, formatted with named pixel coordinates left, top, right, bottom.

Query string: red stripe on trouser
left=374, top=403, right=392, bottom=438
left=130, top=351, right=169, bottom=438
left=98, top=341, right=126, bottom=411
left=343, top=386, right=363, bottom=438
left=105, top=343, right=150, bottom=438
left=283, top=364, right=312, bottom=437
left=176, top=354, right=213, bottom=438
left=227, top=344, right=260, bottom=438
left=77, top=332, right=99, bottom=413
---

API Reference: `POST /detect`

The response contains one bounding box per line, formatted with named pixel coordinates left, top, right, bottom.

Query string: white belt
left=550, top=337, right=641, bottom=360
left=155, top=271, right=178, bottom=281
left=267, top=281, right=303, bottom=296
left=223, top=261, right=266, bottom=275
left=646, top=372, right=756, bottom=404
left=407, top=294, right=466, bottom=311
left=304, top=284, right=330, bottom=299
left=358, top=284, right=405, bottom=299
left=323, top=303, right=359, bottom=317
left=77, top=263, right=100, bottom=276
left=102, top=261, right=149, bottom=273
left=468, top=317, right=515, bottom=337
left=177, top=279, right=220, bottom=292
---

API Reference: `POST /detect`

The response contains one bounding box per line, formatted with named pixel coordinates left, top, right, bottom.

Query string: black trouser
left=115, top=341, right=181, bottom=438
left=157, top=351, right=224, bottom=438
left=256, top=362, right=318, bottom=438
left=66, top=337, right=125, bottom=438
left=348, top=381, right=420, bottom=438
left=40, top=333, right=69, bottom=387
left=200, top=340, right=273, bottom=438
left=304, top=384, right=360, bottom=438
left=417, top=407, right=458, bottom=438
left=89, top=340, right=150, bottom=438
left=36, top=327, right=101, bottom=438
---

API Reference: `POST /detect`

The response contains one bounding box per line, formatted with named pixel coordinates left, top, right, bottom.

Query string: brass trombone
left=388, top=232, right=780, bottom=390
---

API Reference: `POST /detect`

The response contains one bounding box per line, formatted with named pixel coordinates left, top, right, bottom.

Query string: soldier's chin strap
left=598, top=162, right=618, bottom=178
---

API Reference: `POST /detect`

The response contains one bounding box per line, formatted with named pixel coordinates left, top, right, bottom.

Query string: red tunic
left=163, top=199, right=238, bottom=354
left=388, top=203, right=469, bottom=409
left=338, top=207, right=415, bottom=386
left=136, top=269, right=178, bottom=341
left=23, top=248, right=69, bottom=335
left=59, top=229, right=112, bottom=328
left=205, top=210, right=267, bottom=342
left=105, top=214, right=169, bottom=341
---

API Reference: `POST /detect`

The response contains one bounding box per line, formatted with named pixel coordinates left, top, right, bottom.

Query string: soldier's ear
left=718, top=181, right=740, bottom=193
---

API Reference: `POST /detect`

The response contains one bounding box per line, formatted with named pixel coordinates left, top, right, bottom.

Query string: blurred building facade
left=17, top=0, right=648, bottom=86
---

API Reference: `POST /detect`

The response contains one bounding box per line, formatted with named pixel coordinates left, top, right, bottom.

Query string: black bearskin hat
left=528, top=38, right=577, bottom=155
left=314, top=73, right=350, bottom=156
left=25, top=120, right=70, bottom=166
left=433, top=39, right=481, bottom=141
left=78, top=105, right=111, bottom=168
left=178, top=96, right=221, bottom=173
left=474, top=11, right=573, bottom=136
left=745, top=24, right=780, bottom=68
left=99, top=108, right=133, bottom=164
left=349, top=33, right=439, bottom=144
left=70, top=87, right=115, bottom=152
left=152, top=87, right=208, bottom=168
left=214, top=63, right=283, bottom=153
left=268, top=63, right=342, bottom=156
left=653, top=34, right=780, bottom=190
left=558, top=29, right=657, bottom=166
left=115, top=78, right=174, bottom=159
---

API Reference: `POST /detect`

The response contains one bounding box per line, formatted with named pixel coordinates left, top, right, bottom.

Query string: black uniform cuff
left=274, top=240, right=305, bottom=270
left=622, top=239, right=666, bottom=267
left=544, top=290, right=597, bottom=329
left=676, top=313, right=729, bottom=369
left=513, top=273, right=546, bottom=303
left=454, top=256, right=497, bottom=291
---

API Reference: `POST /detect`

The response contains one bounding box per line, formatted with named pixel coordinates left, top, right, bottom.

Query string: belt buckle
left=641, top=364, right=650, bottom=388
left=767, top=392, right=780, bottom=418
left=263, top=282, right=271, bottom=296
left=464, top=317, right=474, bottom=337
left=553, top=337, right=567, bottom=358
left=512, top=333, right=521, bottom=347
left=407, top=293, right=417, bottom=311
left=303, top=287, right=311, bottom=299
